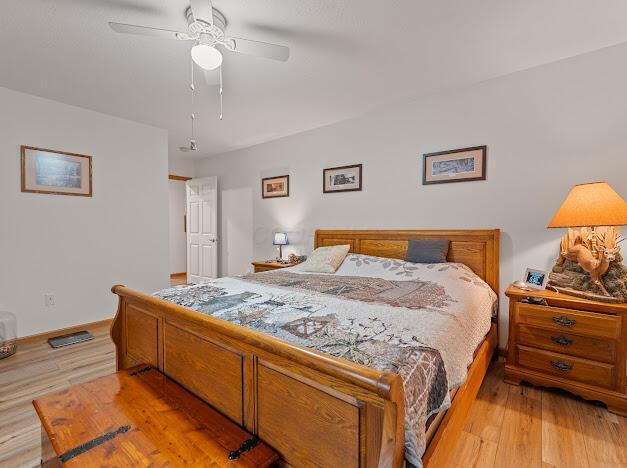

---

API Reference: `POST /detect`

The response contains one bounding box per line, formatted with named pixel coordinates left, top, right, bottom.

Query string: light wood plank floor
left=1, top=324, right=625, bottom=467
left=0, top=323, right=115, bottom=468
left=170, top=273, right=187, bottom=287
left=448, top=362, right=627, bottom=468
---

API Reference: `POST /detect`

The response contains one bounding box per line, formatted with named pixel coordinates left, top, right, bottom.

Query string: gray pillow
left=405, top=240, right=450, bottom=264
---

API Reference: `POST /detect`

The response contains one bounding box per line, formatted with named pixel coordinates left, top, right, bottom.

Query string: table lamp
left=548, top=182, right=627, bottom=300
left=273, top=232, right=288, bottom=260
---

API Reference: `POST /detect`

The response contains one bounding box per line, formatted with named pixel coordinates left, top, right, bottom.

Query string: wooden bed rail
left=110, top=285, right=405, bottom=467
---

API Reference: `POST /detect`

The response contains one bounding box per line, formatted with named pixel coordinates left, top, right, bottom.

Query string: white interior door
left=186, top=177, right=218, bottom=283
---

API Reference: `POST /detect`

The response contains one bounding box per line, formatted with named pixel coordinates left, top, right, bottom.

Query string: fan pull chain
left=190, top=57, right=196, bottom=150
left=219, top=65, right=223, bottom=120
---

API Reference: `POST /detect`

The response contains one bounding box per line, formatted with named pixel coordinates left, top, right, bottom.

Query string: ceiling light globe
left=191, top=44, right=223, bottom=70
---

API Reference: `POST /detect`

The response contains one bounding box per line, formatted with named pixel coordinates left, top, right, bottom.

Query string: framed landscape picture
left=422, top=146, right=486, bottom=185
left=323, top=164, right=362, bottom=193
left=262, top=174, right=289, bottom=198
left=21, top=146, right=93, bottom=196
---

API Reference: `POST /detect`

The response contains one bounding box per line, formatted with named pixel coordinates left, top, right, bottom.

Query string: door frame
left=169, top=174, right=191, bottom=285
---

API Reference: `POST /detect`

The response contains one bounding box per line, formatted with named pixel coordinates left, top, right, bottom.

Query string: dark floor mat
left=48, top=331, right=94, bottom=348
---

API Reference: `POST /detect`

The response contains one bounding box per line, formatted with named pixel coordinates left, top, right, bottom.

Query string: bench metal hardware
left=129, top=366, right=154, bottom=377
left=228, top=435, right=260, bottom=460
left=551, top=360, right=573, bottom=372
left=550, top=336, right=573, bottom=347
left=552, top=316, right=576, bottom=327
left=58, top=425, right=131, bottom=463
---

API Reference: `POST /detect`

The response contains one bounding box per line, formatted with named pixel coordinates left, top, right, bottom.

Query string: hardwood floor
left=0, top=323, right=625, bottom=467
left=448, top=361, right=627, bottom=468
left=170, top=273, right=187, bottom=287
left=0, top=323, right=115, bottom=468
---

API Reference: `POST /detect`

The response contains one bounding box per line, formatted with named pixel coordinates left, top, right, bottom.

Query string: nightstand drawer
left=517, top=303, right=620, bottom=340
left=517, top=345, right=615, bottom=388
left=254, top=265, right=275, bottom=273
left=518, top=325, right=616, bottom=363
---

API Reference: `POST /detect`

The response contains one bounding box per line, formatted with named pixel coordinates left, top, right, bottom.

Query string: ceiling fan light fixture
left=191, top=44, right=222, bottom=70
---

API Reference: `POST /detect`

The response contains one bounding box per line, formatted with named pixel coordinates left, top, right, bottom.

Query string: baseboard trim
left=17, top=319, right=113, bottom=345
left=170, top=272, right=186, bottom=278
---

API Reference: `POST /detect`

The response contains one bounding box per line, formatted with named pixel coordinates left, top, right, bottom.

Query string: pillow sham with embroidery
left=300, top=244, right=351, bottom=273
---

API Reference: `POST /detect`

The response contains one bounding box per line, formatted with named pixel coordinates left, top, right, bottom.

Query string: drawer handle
left=551, top=360, right=573, bottom=372
left=550, top=336, right=573, bottom=347
left=552, top=316, right=576, bottom=327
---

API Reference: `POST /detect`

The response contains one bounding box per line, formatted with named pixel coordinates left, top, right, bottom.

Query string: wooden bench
left=33, top=365, right=279, bottom=467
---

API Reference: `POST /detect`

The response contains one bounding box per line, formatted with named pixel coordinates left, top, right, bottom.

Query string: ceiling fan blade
left=108, top=22, right=186, bottom=40
left=190, top=0, right=213, bottom=26
left=229, top=37, right=290, bottom=62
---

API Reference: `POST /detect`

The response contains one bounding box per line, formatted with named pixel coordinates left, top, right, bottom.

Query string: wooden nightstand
left=505, top=285, right=627, bottom=416
left=252, top=261, right=294, bottom=273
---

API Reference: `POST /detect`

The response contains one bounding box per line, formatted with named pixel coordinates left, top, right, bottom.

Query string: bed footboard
left=110, top=285, right=405, bottom=468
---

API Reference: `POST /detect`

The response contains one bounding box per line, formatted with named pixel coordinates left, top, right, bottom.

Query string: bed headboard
left=315, top=229, right=500, bottom=295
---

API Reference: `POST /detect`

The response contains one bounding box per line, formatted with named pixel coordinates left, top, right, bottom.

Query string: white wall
left=168, top=157, right=195, bottom=178
left=195, top=43, right=627, bottom=348
left=169, top=180, right=187, bottom=273
left=0, top=87, right=170, bottom=337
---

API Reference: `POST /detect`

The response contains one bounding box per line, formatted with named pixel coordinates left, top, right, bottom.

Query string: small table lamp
left=548, top=182, right=627, bottom=298
left=273, top=232, right=288, bottom=260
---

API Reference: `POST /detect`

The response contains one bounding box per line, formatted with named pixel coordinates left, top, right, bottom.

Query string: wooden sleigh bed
left=110, top=229, right=500, bottom=467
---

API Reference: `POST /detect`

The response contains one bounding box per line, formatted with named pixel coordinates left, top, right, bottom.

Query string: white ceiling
left=3, top=1, right=627, bottom=159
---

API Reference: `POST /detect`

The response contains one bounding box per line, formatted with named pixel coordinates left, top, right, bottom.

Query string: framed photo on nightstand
left=523, top=268, right=550, bottom=290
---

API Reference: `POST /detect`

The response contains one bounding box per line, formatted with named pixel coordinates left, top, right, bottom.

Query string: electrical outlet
left=44, top=294, right=55, bottom=307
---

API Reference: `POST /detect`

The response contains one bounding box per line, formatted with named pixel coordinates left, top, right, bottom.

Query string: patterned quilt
left=154, top=254, right=496, bottom=466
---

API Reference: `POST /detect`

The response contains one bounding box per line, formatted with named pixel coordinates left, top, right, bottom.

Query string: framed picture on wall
left=422, top=146, right=486, bottom=185
left=323, top=164, right=362, bottom=193
left=262, top=174, right=289, bottom=198
left=21, top=146, right=93, bottom=197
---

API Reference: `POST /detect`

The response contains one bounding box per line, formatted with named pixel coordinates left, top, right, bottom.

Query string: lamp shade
left=273, top=232, right=288, bottom=246
left=548, top=182, right=627, bottom=228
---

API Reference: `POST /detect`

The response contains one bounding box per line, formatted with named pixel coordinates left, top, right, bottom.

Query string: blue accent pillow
left=405, top=240, right=450, bottom=264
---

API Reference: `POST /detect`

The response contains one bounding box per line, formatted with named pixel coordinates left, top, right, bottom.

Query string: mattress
left=154, top=253, right=496, bottom=467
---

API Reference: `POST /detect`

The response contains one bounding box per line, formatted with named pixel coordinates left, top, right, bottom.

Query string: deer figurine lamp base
left=547, top=182, right=627, bottom=303
left=552, top=226, right=624, bottom=301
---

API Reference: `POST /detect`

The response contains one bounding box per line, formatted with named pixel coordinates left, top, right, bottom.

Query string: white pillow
left=300, top=245, right=351, bottom=273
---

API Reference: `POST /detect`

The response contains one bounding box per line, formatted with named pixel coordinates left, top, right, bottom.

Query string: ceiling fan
left=109, top=0, right=290, bottom=71
left=109, top=0, right=290, bottom=153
